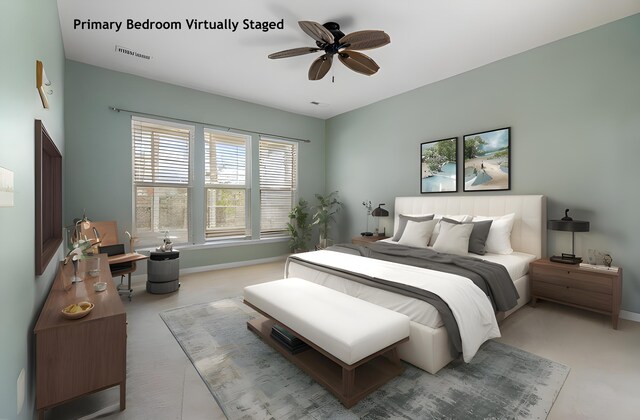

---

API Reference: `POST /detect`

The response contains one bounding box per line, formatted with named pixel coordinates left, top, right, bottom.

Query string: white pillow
left=432, top=221, right=473, bottom=255
left=428, top=214, right=473, bottom=246
left=473, top=213, right=515, bottom=254
left=397, top=219, right=437, bottom=248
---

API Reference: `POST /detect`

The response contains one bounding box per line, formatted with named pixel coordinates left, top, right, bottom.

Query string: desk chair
left=98, top=243, right=136, bottom=301
left=81, top=221, right=139, bottom=301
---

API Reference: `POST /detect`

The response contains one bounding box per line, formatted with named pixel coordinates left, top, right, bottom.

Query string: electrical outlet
left=17, top=368, right=25, bottom=415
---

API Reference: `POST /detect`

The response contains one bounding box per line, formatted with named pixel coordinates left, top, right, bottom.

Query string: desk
left=107, top=252, right=148, bottom=300
left=34, top=255, right=127, bottom=419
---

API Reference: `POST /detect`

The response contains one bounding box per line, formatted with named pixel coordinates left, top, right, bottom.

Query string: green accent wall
left=0, top=1, right=65, bottom=418
left=64, top=61, right=325, bottom=268
left=326, top=14, right=640, bottom=313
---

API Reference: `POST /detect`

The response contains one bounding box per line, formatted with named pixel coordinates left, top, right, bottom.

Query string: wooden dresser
left=530, top=258, right=622, bottom=329
left=34, top=255, right=127, bottom=419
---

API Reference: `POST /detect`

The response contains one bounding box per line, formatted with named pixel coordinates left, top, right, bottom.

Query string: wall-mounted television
left=35, top=120, right=62, bottom=275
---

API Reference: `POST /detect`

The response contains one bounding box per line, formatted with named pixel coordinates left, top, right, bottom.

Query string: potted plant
left=287, top=199, right=312, bottom=252
left=313, top=191, right=343, bottom=249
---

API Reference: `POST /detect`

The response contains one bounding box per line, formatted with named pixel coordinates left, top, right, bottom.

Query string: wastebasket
left=146, top=250, right=180, bottom=294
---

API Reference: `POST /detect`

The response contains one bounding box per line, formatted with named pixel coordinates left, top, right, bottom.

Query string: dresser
left=529, top=258, right=622, bottom=329
left=34, top=255, right=127, bottom=419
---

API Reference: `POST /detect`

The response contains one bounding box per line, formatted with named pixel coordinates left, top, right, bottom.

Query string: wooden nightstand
left=529, top=258, right=623, bottom=329
left=351, top=235, right=389, bottom=246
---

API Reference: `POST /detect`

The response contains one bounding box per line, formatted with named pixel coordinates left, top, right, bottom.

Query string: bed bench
left=243, top=278, right=410, bottom=408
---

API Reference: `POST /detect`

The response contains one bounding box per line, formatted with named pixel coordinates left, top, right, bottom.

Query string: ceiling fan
left=268, top=21, right=390, bottom=81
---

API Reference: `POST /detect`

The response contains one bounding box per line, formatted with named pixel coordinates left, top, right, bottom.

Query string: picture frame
left=463, top=127, right=511, bottom=192
left=35, top=119, right=62, bottom=275
left=420, top=137, right=458, bottom=193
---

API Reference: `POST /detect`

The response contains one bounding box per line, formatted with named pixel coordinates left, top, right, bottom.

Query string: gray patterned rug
left=160, top=298, right=569, bottom=420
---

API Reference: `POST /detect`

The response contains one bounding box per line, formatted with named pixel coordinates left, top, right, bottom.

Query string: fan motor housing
left=317, top=21, right=346, bottom=51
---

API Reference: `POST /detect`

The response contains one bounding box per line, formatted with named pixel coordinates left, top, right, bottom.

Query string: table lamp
left=547, top=209, right=590, bottom=264
left=371, top=203, right=390, bottom=236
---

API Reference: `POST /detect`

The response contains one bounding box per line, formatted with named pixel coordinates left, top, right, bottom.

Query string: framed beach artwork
left=420, top=137, right=457, bottom=193
left=463, top=127, right=511, bottom=192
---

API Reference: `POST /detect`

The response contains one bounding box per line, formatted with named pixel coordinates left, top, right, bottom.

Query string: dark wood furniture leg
left=244, top=303, right=408, bottom=408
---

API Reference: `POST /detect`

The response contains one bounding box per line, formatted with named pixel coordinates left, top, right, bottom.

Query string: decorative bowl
left=94, top=282, right=107, bottom=292
left=61, top=301, right=94, bottom=319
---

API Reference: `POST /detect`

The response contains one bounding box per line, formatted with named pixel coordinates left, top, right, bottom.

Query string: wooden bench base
left=245, top=304, right=407, bottom=408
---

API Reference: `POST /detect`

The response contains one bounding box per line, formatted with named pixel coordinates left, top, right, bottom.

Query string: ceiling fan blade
left=339, top=30, right=390, bottom=51
left=338, top=50, right=380, bottom=76
left=308, top=54, right=333, bottom=80
left=298, top=21, right=334, bottom=45
left=268, top=47, right=321, bottom=59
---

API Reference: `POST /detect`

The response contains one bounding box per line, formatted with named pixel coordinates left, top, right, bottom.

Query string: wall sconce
left=36, top=60, right=52, bottom=109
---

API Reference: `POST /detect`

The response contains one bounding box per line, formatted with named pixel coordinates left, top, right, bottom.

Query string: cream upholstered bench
left=244, top=278, right=410, bottom=408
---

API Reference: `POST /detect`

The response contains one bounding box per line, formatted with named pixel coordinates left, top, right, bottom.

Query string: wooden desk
left=107, top=252, right=148, bottom=265
left=107, top=252, right=148, bottom=300
left=34, top=255, right=127, bottom=419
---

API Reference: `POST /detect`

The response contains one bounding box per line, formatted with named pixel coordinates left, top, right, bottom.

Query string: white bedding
left=379, top=238, right=535, bottom=280
left=288, top=250, right=501, bottom=362
left=479, top=251, right=536, bottom=280
left=286, top=247, right=534, bottom=330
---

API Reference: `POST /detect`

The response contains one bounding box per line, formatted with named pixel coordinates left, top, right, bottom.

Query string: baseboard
left=179, top=255, right=287, bottom=275
left=130, top=255, right=287, bottom=283
left=620, top=310, right=640, bottom=323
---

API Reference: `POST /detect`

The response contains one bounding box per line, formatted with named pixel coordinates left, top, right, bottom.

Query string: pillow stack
left=392, top=212, right=516, bottom=256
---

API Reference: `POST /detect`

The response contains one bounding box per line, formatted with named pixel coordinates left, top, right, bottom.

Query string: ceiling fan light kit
left=269, top=21, right=390, bottom=81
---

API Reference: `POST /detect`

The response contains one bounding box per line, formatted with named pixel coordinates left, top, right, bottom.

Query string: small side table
left=147, top=251, right=180, bottom=294
left=351, top=235, right=389, bottom=246
left=529, top=258, right=622, bottom=329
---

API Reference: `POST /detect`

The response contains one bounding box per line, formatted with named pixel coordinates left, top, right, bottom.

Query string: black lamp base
left=550, top=253, right=582, bottom=264
left=360, top=232, right=373, bottom=237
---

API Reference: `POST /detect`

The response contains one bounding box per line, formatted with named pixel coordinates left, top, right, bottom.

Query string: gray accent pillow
left=441, top=217, right=493, bottom=255
left=392, top=214, right=435, bottom=241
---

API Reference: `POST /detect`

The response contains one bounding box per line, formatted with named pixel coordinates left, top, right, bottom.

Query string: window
left=259, top=137, right=298, bottom=237
left=133, top=117, right=192, bottom=245
left=204, top=129, right=250, bottom=239
left=131, top=116, right=300, bottom=247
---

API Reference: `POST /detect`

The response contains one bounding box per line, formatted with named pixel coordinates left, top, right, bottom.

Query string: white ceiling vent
left=115, top=45, right=151, bottom=60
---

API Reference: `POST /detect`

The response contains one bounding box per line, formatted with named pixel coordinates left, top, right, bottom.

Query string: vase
left=71, top=259, right=83, bottom=283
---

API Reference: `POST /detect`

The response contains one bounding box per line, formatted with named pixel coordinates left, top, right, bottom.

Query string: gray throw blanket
left=288, top=242, right=518, bottom=354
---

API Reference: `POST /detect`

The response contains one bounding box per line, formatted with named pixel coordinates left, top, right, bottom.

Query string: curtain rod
left=108, top=106, right=311, bottom=143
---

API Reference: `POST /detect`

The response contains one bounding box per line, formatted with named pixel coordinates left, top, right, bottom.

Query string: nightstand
left=351, top=235, right=389, bottom=246
left=529, top=258, right=623, bottom=329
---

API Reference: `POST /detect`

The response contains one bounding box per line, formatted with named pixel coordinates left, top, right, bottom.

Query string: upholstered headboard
left=394, top=195, right=546, bottom=258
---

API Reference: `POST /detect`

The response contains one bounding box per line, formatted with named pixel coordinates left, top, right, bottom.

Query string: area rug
left=160, top=298, right=569, bottom=420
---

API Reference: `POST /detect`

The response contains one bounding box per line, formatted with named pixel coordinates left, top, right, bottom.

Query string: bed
left=285, top=195, right=546, bottom=374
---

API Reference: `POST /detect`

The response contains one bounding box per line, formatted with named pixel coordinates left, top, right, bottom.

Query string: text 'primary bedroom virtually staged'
left=2, top=1, right=640, bottom=419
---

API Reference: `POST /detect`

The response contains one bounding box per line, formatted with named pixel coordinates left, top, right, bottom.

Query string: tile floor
left=49, top=260, right=640, bottom=420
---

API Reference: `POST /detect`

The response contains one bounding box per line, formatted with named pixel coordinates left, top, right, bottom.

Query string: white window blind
left=204, top=129, right=250, bottom=239
left=132, top=117, right=192, bottom=245
left=259, top=137, right=297, bottom=236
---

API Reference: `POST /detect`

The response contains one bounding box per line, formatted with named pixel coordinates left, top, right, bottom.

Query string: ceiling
left=57, top=1, right=640, bottom=119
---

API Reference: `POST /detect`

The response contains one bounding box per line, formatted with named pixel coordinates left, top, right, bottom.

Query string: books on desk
left=578, top=263, right=619, bottom=273
left=270, top=324, right=310, bottom=354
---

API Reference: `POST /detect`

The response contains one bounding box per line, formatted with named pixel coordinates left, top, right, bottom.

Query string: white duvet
left=290, top=250, right=500, bottom=362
